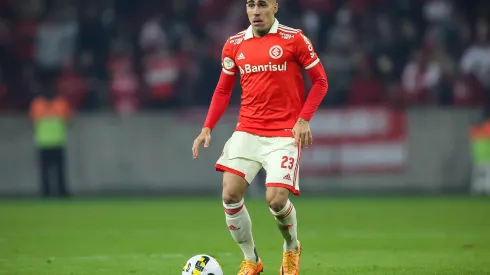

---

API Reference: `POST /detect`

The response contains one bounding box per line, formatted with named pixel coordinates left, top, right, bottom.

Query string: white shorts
left=215, top=131, right=301, bottom=195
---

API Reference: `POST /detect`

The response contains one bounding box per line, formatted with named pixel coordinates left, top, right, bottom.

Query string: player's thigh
left=262, top=137, right=301, bottom=196
left=222, top=171, right=249, bottom=204
left=216, top=132, right=262, bottom=184
left=219, top=158, right=262, bottom=203
left=216, top=132, right=262, bottom=203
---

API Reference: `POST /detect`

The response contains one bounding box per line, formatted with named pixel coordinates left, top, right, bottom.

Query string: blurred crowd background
left=1, top=0, right=490, bottom=198
left=0, top=0, right=489, bottom=116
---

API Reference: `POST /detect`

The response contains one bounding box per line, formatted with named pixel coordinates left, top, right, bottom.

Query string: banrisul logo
left=239, top=62, right=287, bottom=74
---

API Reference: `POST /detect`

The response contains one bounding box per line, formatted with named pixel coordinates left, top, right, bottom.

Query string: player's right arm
left=192, top=39, right=238, bottom=159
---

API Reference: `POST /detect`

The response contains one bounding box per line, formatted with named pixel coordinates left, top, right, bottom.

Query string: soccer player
left=191, top=0, right=328, bottom=274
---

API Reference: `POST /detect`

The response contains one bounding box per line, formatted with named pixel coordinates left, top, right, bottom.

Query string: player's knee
left=266, top=188, right=289, bottom=212
left=222, top=172, right=247, bottom=204
left=269, top=200, right=286, bottom=212
left=222, top=190, right=242, bottom=204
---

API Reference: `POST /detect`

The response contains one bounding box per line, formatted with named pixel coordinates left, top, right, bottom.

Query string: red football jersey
left=221, top=20, right=321, bottom=137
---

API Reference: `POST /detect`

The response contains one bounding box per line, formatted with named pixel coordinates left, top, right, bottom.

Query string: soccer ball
left=182, top=254, right=223, bottom=275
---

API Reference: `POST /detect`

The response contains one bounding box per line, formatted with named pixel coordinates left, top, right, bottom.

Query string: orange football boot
left=280, top=241, right=302, bottom=275
left=237, top=259, right=264, bottom=275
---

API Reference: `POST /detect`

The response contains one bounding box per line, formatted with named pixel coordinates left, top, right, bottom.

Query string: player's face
left=246, top=0, right=278, bottom=36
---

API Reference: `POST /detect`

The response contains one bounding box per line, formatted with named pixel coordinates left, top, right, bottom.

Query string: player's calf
left=222, top=172, right=259, bottom=263
left=266, top=187, right=299, bottom=252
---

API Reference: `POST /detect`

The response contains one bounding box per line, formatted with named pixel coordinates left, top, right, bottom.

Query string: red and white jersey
left=221, top=19, right=321, bottom=137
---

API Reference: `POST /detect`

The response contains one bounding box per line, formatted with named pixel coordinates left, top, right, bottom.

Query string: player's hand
left=292, top=118, right=312, bottom=149
left=192, top=127, right=212, bottom=159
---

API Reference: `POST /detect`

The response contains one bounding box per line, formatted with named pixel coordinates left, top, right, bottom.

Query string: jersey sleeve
left=221, top=40, right=238, bottom=76
left=294, top=32, right=321, bottom=70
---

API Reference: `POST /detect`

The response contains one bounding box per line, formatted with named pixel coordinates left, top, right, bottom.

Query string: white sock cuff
left=270, top=199, right=293, bottom=218
left=223, top=198, right=244, bottom=209
left=223, top=199, right=245, bottom=217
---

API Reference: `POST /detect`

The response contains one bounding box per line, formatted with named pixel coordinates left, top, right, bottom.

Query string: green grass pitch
left=0, top=196, right=489, bottom=275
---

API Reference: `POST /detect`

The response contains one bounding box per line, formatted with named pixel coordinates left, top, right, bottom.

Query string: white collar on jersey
left=244, top=18, right=279, bottom=40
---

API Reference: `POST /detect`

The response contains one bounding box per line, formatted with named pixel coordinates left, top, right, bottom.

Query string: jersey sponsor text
left=239, top=61, right=288, bottom=74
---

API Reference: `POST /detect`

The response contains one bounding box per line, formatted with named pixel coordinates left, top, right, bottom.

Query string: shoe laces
left=239, top=260, right=257, bottom=274
left=283, top=251, right=297, bottom=272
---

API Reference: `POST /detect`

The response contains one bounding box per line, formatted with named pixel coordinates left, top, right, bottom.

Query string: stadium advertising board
left=302, top=108, right=407, bottom=176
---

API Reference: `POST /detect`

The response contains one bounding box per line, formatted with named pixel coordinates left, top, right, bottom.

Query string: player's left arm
left=293, top=31, right=329, bottom=148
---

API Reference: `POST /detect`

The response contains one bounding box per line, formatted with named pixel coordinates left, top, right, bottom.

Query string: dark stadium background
left=0, top=0, right=489, bottom=274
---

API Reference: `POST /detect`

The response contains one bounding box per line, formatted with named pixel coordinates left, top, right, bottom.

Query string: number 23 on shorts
left=281, top=156, right=295, bottom=170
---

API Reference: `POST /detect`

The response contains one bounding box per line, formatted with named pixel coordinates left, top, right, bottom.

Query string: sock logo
left=228, top=225, right=240, bottom=231
left=281, top=224, right=294, bottom=230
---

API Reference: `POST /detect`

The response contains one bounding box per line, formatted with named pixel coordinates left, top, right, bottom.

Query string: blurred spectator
left=139, top=13, right=166, bottom=54
left=76, top=4, right=110, bottom=80
left=459, top=17, right=490, bottom=109
left=327, top=7, right=358, bottom=51
left=298, top=0, right=335, bottom=50
left=320, top=47, right=352, bottom=106
left=452, top=73, right=485, bottom=106
left=423, top=0, right=453, bottom=26
left=11, top=0, right=41, bottom=64
left=108, top=45, right=140, bottom=114
left=348, top=53, right=385, bottom=106
left=432, top=42, right=456, bottom=105
left=401, top=48, right=442, bottom=105
left=34, top=9, right=77, bottom=88
left=371, top=14, right=408, bottom=85
left=54, top=60, right=88, bottom=112
left=142, top=48, right=184, bottom=108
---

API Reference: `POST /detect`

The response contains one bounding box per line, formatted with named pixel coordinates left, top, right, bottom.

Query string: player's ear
left=271, top=0, right=278, bottom=13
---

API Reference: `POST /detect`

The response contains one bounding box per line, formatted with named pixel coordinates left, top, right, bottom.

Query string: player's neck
left=254, top=29, right=269, bottom=37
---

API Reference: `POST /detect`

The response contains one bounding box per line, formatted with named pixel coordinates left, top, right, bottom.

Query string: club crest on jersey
left=269, top=45, right=283, bottom=59
left=223, top=57, right=235, bottom=70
